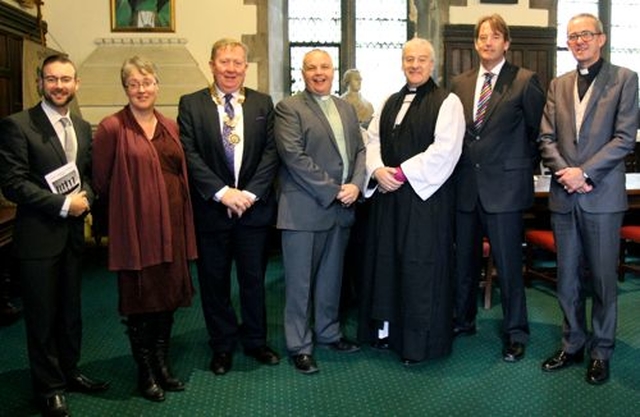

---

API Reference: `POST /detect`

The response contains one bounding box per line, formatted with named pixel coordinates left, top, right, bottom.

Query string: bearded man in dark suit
left=0, top=54, right=108, bottom=417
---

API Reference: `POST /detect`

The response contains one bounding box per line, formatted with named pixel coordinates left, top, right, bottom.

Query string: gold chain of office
left=211, top=85, right=245, bottom=145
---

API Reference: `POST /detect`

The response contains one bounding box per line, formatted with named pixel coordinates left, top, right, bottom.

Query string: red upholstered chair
left=618, top=225, right=640, bottom=281
left=524, top=229, right=557, bottom=286
left=479, top=238, right=496, bottom=309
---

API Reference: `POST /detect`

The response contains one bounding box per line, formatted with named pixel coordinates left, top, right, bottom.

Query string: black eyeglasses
left=567, top=30, right=602, bottom=43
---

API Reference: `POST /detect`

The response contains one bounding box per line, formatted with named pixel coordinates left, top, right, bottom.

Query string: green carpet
left=2, top=247, right=640, bottom=416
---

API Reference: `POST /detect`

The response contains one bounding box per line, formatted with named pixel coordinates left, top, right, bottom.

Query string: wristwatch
left=582, top=171, right=594, bottom=186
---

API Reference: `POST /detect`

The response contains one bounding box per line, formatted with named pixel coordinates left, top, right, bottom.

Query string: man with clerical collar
left=539, top=13, right=639, bottom=385
left=178, top=38, right=280, bottom=376
left=357, top=37, right=465, bottom=365
left=577, top=58, right=603, bottom=100
left=274, top=49, right=366, bottom=374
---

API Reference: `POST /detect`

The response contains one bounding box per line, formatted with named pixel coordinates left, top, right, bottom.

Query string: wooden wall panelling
left=443, top=24, right=557, bottom=92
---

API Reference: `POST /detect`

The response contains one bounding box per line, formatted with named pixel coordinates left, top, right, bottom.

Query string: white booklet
left=45, top=162, right=81, bottom=195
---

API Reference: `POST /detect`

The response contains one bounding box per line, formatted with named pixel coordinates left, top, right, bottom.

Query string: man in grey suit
left=275, top=49, right=366, bottom=374
left=450, top=14, right=545, bottom=362
left=0, top=54, right=108, bottom=416
left=539, top=13, right=638, bottom=385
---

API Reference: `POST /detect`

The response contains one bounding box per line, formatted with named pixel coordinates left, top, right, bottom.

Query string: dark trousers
left=196, top=225, right=270, bottom=353
left=19, top=245, right=83, bottom=399
left=552, top=209, right=623, bottom=360
left=454, top=205, right=530, bottom=343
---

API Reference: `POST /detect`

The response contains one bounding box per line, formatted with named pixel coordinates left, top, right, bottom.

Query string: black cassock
left=358, top=79, right=455, bottom=362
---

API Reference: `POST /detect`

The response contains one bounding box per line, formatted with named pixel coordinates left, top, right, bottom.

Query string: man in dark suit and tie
left=539, top=13, right=638, bottom=385
left=0, top=54, right=108, bottom=417
left=275, top=49, right=366, bottom=374
left=450, top=14, right=545, bottom=362
left=179, top=38, right=280, bottom=376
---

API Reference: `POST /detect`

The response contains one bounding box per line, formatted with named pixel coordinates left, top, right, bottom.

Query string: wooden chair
left=479, top=238, right=496, bottom=309
left=618, top=225, right=640, bottom=281
left=524, top=229, right=557, bottom=286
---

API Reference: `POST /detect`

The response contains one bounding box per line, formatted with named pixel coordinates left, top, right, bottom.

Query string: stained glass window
left=288, top=0, right=341, bottom=94
left=556, top=0, right=598, bottom=75
left=287, top=0, right=408, bottom=108
left=610, top=0, right=640, bottom=80
left=355, top=0, right=408, bottom=109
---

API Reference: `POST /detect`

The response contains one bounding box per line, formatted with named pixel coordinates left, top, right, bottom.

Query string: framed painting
left=111, top=0, right=175, bottom=32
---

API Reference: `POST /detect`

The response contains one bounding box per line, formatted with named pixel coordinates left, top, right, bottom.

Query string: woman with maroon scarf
left=93, top=56, right=197, bottom=402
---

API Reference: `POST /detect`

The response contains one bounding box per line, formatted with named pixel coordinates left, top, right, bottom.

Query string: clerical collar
left=577, top=58, right=603, bottom=79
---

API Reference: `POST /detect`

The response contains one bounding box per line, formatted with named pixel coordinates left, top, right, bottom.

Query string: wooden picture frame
left=111, top=0, right=175, bottom=32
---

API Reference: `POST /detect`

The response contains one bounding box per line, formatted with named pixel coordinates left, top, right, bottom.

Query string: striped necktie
left=474, top=72, right=493, bottom=131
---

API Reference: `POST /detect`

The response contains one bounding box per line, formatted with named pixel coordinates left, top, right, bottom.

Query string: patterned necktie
left=474, top=72, right=493, bottom=131
left=60, top=117, right=77, bottom=162
left=222, top=93, right=235, bottom=175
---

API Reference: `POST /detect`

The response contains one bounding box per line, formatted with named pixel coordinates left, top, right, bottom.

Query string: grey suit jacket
left=539, top=61, right=638, bottom=214
left=275, top=90, right=366, bottom=231
left=0, top=103, right=93, bottom=258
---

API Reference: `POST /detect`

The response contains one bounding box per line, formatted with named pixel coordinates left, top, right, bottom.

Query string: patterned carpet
left=1, top=246, right=640, bottom=416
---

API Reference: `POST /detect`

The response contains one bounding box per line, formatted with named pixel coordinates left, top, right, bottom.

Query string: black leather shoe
left=323, top=338, right=361, bottom=353
left=245, top=346, right=280, bottom=365
left=292, top=354, right=319, bottom=374
left=0, top=301, right=21, bottom=326
left=502, top=342, right=525, bottom=363
left=40, top=393, right=70, bottom=417
left=541, top=349, right=584, bottom=372
left=586, top=359, right=610, bottom=385
left=210, top=352, right=233, bottom=375
left=371, top=337, right=389, bottom=350
left=453, top=325, right=477, bottom=338
left=66, top=372, right=110, bottom=393
left=401, top=358, right=424, bottom=367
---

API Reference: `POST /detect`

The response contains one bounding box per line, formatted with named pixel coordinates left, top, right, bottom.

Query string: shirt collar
left=40, top=100, right=71, bottom=125
left=479, top=58, right=506, bottom=79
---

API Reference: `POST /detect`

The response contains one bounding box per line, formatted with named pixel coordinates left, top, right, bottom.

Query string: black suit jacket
left=451, top=61, right=545, bottom=213
left=0, top=103, right=93, bottom=259
left=178, top=87, right=278, bottom=231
